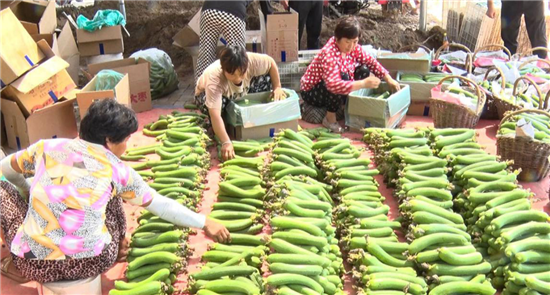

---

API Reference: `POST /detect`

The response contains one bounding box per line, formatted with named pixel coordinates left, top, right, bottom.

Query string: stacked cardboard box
left=1, top=7, right=80, bottom=151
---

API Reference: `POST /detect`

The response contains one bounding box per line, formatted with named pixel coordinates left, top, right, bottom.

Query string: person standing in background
left=195, top=1, right=278, bottom=84
left=486, top=0, right=548, bottom=58
left=289, top=0, right=323, bottom=50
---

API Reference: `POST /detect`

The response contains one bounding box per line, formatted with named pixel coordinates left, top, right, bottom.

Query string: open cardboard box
left=88, top=58, right=152, bottom=113
left=32, top=23, right=80, bottom=85
left=77, top=25, right=124, bottom=57
left=76, top=74, right=131, bottom=118
left=0, top=8, right=46, bottom=86
left=224, top=89, right=301, bottom=128
left=227, top=119, right=299, bottom=141
left=377, top=51, right=433, bottom=74
left=346, top=83, right=411, bottom=129
left=1, top=96, right=78, bottom=151
left=8, top=0, right=56, bottom=35
left=259, top=8, right=298, bottom=62
left=2, top=40, right=77, bottom=117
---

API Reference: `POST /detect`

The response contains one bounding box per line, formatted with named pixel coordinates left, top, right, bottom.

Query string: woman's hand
left=272, top=87, right=287, bottom=101
left=221, top=141, right=235, bottom=161
left=385, top=76, right=401, bottom=93
left=362, top=76, right=381, bottom=89
left=203, top=217, right=230, bottom=243
left=486, top=1, right=496, bottom=18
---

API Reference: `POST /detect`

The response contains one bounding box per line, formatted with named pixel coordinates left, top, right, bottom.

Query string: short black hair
left=79, top=99, right=138, bottom=146
left=220, top=45, right=249, bottom=75
left=335, top=16, right=361, bottom=40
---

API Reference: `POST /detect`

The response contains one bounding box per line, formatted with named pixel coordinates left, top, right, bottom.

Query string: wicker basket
left=493, top=75, right=543, bottom=119
left=435, top=43, right=473, bottom=74
left=430, top=75, right=486, bottom=128
left=516, top=46, right=550, bottom=59
left=518, top=58, right=550, bottom=75
left=479, top=66, right=505, bottom=120
left=497, top=108, right=550, bottom=182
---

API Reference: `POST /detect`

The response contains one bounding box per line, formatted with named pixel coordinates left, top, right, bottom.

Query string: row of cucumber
left=498, top=112, right=550, bottom=143
left=364, top=128, right=496, bottom=294
left=314, top=136, right=428, bottom=295
left=189, top=155, right=268, bottom=295
left=264, top=129, right=345, bottom=295
left=436, top=130, right=550, bottom=295
left=399, top=73, right=452, bottom=84
left=110, top=111, right=213, bottom=295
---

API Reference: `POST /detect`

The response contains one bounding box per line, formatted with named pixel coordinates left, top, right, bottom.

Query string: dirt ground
left=59, top=1, right=443, bottom=84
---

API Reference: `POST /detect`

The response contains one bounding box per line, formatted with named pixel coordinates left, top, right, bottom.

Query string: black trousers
left=289, top=0, right=323, bottom=50
left=501, top=0, right=548, bottom=58
left=301, top=65, right=370, bottom=112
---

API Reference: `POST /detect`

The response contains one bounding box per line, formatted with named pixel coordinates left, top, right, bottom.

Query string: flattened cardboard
left=56, top=23, right=80, bottom=83
left=1, top=98, right=78, bottom=150
left=0, top=8, right=46, bottom=86
left=9, top=0, right=56, bottom=35
left=76, top=25, right=124, bottom=57
left=88, top=58, right=152, bottom=113
left=227, top=119, right=299, bottom=141
left=259, top=8, right=299, bottom=62
left=2, top=40, right=76, bottom=117
left=76, top=74, right=130, bottom=118
left=32, top=23, right=80, bottom=84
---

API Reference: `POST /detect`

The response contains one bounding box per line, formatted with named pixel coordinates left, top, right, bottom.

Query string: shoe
left=1, top=256, right=30, bottom=283
left=322, top=117, right=344, bottom=133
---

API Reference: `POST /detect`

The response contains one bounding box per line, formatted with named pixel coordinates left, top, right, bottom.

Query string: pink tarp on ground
left=1, top=111, right=548, bottom=295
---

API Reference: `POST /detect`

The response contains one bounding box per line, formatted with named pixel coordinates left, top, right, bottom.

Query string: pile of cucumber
left=189, top=156, right=268, bottom=295
left=216, top=139, right=271, bottom=158
left=264, top=129, right=344, bottom=295
left=399, top=73, right=452, bottom=84
left=109, top=111, right=212, bottom=295
left=435, top=130, right=550, bottom=295
left=314, top=136, right=427, bottom=294
left=498, top=112, right=550, bottom=143
left=364, top=128, right=496, bottom=294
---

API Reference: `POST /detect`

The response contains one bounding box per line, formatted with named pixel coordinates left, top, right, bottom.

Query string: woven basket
left=515, top=46, right=550, bottom=59
left=429, top=75, right=486, bottom=129
left=493, top=75, right=543, bottom=119
left=435, top=43, right=473, bottom=74
left=480, top=66, right=505, bottom=120
left=518, top=58, right=550, bottom=75
left=472, top=44, right=511, bottom=70
left=497, top=108, right=550, bottom=182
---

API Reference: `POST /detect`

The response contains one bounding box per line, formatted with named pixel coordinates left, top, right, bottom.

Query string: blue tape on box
left=99, top=43, right=105, bottom=55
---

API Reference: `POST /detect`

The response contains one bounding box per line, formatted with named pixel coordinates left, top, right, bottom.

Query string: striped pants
left=195, top=9, right=246, bottom=84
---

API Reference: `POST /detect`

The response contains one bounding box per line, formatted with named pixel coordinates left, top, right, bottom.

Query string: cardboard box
left=377, top=51, right=432, bottom=73
left=9, top=0, right=56, bottom=35
left=32, top=23, right=80, bottom=84
left=0, top=8, right=46, bottom=86
left=76, top=25, right=124, bottom=57
left=227, top=119, right=299, bottom=141
left=1, top=98, right=78, bottom=150
left=396, top=72, right=459, bottom=103
left=2, top=40, right=77, bottom=117
left=246, top=30, right=263, bottom=53
left=88, top=58, right=152, bottom=113
left=224, top=89, right=301, bottom=127
left=407, top=100, right=432, bottom=117
left=76, top=74, right=131, bottom=118
left=259, top=8, right=299, bottom=62
left=345, top=110, right=407, bottom=131
left=346, top=83, right=411, bottom=128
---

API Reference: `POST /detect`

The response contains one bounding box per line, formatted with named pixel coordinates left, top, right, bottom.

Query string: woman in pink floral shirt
left=300, top=16, right=400, bottom=132
left=0, top=100, right=228, bottom=284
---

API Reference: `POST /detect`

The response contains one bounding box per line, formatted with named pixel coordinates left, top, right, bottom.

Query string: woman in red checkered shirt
left=300, top=16, right=400, bottom=133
